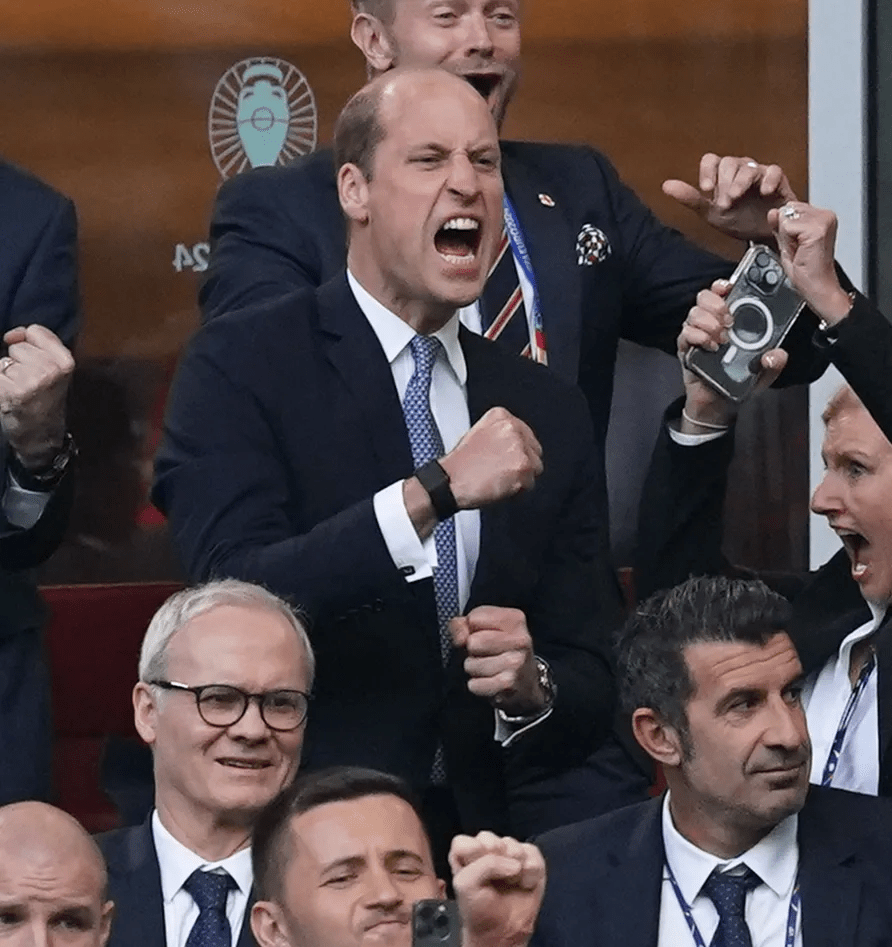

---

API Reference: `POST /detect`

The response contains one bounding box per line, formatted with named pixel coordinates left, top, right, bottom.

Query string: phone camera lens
left=755, top=251, right=770, bottom=266
left=763, top=268, right=780, bottom=287
left=747, top=266, right=761, bottom=283
left=729, top=301, right=772, bottom=350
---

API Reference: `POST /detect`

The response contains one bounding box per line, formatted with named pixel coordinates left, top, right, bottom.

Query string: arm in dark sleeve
left=584, top=150, right=733, bottom=354
left=505, top=392, right=621, bottom=775
left=10, top=194, right=79, bottom=349
left=633, top=398, right=737, bottom=601
left=819, top=292, right=892, bottom=439
left=152, top=326, right=412, bottom=623
left=199, top=167, right=327, bottom=322
left=0, top=192, right=79, bottom=565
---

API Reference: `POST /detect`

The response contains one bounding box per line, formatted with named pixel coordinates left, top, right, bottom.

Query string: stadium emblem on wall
left=208, top=57, right=318, bottom=179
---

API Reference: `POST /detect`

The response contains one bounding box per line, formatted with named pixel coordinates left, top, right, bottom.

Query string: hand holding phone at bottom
left=450, top=832, right=546, bottom=947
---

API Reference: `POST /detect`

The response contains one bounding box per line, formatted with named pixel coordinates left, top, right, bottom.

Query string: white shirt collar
left=837, top=601, right=886, bottom=670
left=661, top=793, right=799, bottom=903
left=347, top=269, right=467, bottom=385
left=151, top=810, right=253, bottom=904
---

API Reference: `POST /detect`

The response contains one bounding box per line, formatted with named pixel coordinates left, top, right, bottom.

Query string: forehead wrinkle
left=688, top=638, right=800, bottom=690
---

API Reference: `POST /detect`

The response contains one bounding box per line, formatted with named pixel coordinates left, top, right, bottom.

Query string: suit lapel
left=461, top=331, right=519, bottom=607
left=110, top=820, right=166, bottom=947
left=797, top=796, right=860, bottom=947
left=874, top=611, right=892, bottom=784
left=501, top=145, right=581, bottom=386
left=315, top=275, right=414, bottom=485
left=602, top=799, right=664, bottom=947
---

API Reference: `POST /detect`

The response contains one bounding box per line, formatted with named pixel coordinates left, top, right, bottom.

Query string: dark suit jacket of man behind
left=0, top=159, right=78, bottom=802
left=635, top=294, right=892, bottom=797
left=154, top=273, right=617, bottom=834
left=98, top=818, right=257, bottom=947
left=532, top=786, right=892, bottom=947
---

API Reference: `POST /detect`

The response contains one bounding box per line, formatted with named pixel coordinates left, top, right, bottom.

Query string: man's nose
left=227, top=696, right=269, bottom=741
left=364, top=866, right=403, bottom=909
left=464, top=11, right=495, bottom=56
left=765, top=696, right=808, bottom=753
left=446, top=155, right=480, bottom=198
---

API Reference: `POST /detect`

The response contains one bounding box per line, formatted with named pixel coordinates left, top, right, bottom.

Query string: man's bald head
left=334, top=66, right=495, bottom=181
left=0, top=802, right=113, bottom=946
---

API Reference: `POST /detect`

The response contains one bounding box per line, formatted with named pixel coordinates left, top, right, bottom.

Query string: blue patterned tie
left=403, top=336, right=460, bottom=785
left=702, top=867, right=761, bottom=947
left=402, top=335, right=460, bottom=664
left=184, top=869, right=236, bottom=947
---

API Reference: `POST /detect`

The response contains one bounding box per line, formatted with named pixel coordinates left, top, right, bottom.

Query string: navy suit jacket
left=154, top=274, right=618, bottom=832
left=97, top=819, right=257, bottom=947
left=0, top=159, right=77, bottom=580
left=635, top=294, right=892, bottom=796
left=0, top=159, right=77, bottom=802
left=533, top=788, right=892, bottom=947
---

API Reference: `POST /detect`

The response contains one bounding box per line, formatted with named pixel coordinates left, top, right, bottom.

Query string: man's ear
left=338, top=163, right=371, bottom=225
left=98, top=901, right=115, bottom=947
left=632, top=707, right=684, bottom=768
left=133, top=682, right=159, bottom=747
left=436, top=878, right=447, bottom=899
left=252, top=901, right=292, bottom=947
left=351, top=13, right=397, bottom=73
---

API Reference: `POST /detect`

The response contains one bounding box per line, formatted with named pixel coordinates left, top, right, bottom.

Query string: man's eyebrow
left=385, top=849, right=426, bottom=865
left=320, top=855, right=365, bottom=874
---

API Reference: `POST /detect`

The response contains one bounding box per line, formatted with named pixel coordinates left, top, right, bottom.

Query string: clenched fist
left=440, top=407, right=543, bottom=510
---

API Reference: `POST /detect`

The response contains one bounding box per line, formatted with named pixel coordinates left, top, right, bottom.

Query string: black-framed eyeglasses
left=150, top=681, right=310, bottom=732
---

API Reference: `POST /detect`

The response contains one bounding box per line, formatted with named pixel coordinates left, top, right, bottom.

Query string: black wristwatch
left=8, top=432, right=77, bottom=492
left=414, top=459, right=459, bottom=521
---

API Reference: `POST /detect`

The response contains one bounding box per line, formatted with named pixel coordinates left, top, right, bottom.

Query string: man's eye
left=0, top=909, right=23, bottom=926
left=54, top=913, right=91, bottom=932
left=784, top=686, right=804, bottom=705
left=324, top=873, right=356, bottom=886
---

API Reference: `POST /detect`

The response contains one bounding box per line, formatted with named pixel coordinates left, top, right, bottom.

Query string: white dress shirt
left=659, top=794, right=802, bottom=947
left=801, top=602, right=885, bottom=795
left=152, top=810, right=253, bottom=947
left=350, top=270, right=480, bottom=608
left=3, top=472, right=51, bottom=529
left=348, top=271, right=549, bottom=744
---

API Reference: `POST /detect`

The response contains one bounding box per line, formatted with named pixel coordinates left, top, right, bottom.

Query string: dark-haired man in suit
left=155, top=68, right=616, bottom=852
left=200, top=0, right=825, bottom=822
left=533, top=575, right=892, bottom=947
left=0, top=159, right=78, bottom=804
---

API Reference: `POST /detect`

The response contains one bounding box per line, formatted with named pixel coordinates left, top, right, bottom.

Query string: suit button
left=372, top=599, right=385, bottom=612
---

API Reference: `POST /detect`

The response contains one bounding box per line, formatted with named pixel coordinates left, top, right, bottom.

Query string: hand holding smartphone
left=684, top=244, right=805, bottom=403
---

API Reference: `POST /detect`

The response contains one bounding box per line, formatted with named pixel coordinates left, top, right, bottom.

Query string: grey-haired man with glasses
left=97, top=579, right=315, bottom=947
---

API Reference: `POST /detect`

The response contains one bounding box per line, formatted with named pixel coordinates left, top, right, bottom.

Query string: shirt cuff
left=373, top=481, right=437, bottom=583
left=668, top=420, right=728, bottom=447
left=493, top=705, right=553, bottom=747
left=4, top=470, right=53, bottom=530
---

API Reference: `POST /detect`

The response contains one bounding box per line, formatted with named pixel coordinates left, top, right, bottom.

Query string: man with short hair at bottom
left=636, top=201, right=892, bottom=798
left=155, top=68, right=615, bottom=852
left=97, top=579, right=315, bottom=947
left=532, top=576, right=892, bottom=947
left=0, top=800, right=113, bottom=946
left=250, top=766, right=545, bottom=947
